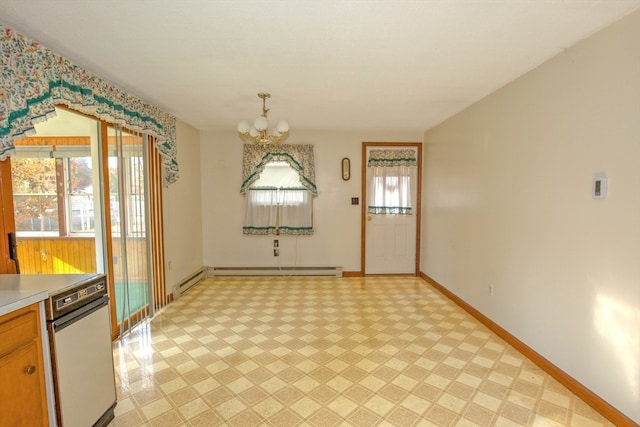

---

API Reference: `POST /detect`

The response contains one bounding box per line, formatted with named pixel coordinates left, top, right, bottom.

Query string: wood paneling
left=17, top=237, right=147, bottom=277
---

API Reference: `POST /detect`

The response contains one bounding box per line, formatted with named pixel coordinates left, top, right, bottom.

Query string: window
left=67, top=156, right=95, bottom=233
left=367, top=149, right=417, bottom=215
left=12, top=157, right=59, bottom=234
left=243, top=161, right=313, bottom=235
left=12, top=151, right=95, bottom=236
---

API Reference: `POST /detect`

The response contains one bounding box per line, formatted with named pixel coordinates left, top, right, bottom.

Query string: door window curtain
left=367, top=149, right=417, bottom=215
left=0, top=24, right=178, bottom=186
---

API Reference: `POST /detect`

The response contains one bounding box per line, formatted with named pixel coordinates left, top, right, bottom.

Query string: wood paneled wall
left=17, top=237, right=147, bottom=278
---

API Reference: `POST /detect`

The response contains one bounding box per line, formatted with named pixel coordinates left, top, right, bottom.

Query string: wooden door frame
left=0, top=158, right=18, bottom=274
left=360, top=142, right=422, bottom=276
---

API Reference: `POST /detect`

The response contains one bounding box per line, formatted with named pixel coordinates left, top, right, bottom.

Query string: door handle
left=7, top=232, right=20, bottom=274
left=367, top=216, right=372, bottom=221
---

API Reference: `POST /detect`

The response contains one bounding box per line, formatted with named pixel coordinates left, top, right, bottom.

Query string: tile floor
left=110, top=276, right=613, bottom=426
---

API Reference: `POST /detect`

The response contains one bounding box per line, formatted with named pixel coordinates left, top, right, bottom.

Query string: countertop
left=0, top=274, right=102, bottom=317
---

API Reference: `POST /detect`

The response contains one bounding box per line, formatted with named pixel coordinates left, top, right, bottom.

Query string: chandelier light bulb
left=276, top=120, right=289, bottom=134
left=237, top=120, right=251, bottom=134
left=237, top=92, right=290, bottom=145
left=253, top=116, right=268, bottom=131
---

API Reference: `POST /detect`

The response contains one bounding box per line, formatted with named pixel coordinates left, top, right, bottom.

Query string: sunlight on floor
left=110, top=277, right=614, bottom=426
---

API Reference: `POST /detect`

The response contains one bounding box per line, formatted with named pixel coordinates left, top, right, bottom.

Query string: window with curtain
left=243, top=162, right=313, bottom=235
left=241, top=145, right=317, bottom=236
left=367, top=149, right=417, bottom=215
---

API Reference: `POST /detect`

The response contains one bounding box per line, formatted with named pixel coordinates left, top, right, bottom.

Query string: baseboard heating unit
left=208, top=266, right=343, bottom=278
left=172, top=268, right=206, bottom=298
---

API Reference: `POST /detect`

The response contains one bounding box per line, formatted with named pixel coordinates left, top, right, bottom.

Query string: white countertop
left=0, top=287, right=49, bottom=317
left=0, top=274, right=102, bottom=317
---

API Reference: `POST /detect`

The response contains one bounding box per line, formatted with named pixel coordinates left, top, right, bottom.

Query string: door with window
left=107, top=126, right=152, bottom=332
left=363, top=143, right=421, bottom=275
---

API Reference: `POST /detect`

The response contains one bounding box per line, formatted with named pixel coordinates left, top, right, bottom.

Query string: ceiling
left=1, top=1, right=638, bottom=134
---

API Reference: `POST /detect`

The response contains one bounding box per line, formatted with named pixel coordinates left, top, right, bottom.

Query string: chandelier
left=237, top=92, right=289, bottom=145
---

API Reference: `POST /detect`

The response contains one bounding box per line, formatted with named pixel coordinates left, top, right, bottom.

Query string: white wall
left=163, top=119, right=203, bottom=291
left=200, top=129, right=421, bottom=272
left=422, top=11, right=639, bottom=423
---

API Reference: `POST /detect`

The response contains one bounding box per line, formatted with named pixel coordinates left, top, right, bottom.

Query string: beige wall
left=422, top=10, right=639, bottom=422
left=199, top=129, right=421, bottom=272
left=163, top=119, right=203, bottom=290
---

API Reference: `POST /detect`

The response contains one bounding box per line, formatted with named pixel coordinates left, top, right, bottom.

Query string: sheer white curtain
left=243, top=187, right=313, bottom=235
left=243, top=189, right=278, bottom=234
left=367, top=165, right=417, bottom=215
left=279, top=189, right=313, bottom=233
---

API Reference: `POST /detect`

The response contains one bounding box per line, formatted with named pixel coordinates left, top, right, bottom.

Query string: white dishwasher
left=43, top=274, right=117, bottom=427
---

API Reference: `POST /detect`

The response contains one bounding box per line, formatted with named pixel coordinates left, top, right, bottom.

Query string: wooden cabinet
left=0, top=303, right=49, bottom=427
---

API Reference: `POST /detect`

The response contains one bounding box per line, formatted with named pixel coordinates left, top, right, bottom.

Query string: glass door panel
left=107, top=126, right=152, bottom=330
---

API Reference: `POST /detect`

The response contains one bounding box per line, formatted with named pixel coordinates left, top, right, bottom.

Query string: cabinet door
left=0, top=341, right=48, bottom=427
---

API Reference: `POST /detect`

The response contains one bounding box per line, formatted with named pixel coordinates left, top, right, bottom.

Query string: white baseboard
left=172, top=268, right=206, bottom=298
left=207, top=266, right=343, bottom=278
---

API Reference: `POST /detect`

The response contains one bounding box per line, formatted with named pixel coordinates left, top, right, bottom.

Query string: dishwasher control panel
left=46, top=276, right=108, bottom=320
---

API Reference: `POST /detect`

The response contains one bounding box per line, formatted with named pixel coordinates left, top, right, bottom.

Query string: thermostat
left=592, top=176, right=607, bottom=199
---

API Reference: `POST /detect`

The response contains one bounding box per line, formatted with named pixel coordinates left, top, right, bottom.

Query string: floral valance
left=368, top=149, right=417, bottom=168
left=0, top=25, right=178, bottom=186
left=241, top=144, right=317, bottom=196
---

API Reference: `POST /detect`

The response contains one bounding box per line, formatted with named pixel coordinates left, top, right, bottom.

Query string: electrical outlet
left=488, top=284, right=494, bottom=296
left=274, top=248, right=279, bottom=257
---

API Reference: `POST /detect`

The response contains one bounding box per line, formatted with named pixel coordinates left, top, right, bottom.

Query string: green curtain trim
left=248, top=187, right=307, bottom=191
left=54, top=80, right=164, bottom=130
left=242, top=153, right=309, bottom=189
left=241, top=146, right=317, bottom=196
left=1, top=24, right=178, bottom=186
left=368, top=206, right=413, bottom=215
left=243, top=226, right=313, bottom=236
left=368, top=149, right=417, bottom=167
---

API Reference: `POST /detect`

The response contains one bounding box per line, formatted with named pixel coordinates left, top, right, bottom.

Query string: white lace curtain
left=367, top=149, right=417, bottom=215
left=243, top=188, right=313, bottom=235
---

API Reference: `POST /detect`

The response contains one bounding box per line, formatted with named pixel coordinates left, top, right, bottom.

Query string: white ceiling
left=1, top=1, right=638, bottom=134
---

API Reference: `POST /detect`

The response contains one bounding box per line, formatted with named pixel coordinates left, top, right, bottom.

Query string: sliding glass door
left=107, top=126, right=153, bottom=332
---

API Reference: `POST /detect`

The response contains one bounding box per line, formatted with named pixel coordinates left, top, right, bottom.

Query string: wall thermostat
left=592, top=176, right=607, bottom=199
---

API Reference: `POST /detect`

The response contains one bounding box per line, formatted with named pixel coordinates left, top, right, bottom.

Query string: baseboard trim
left=419, top=272, right=638, bottom=427
left=342, top=271, right=363, bottom=277
left=208, top=266, right=342, bottom=278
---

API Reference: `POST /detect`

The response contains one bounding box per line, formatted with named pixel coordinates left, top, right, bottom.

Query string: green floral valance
left=241, top=144, right=317, bottom=195
left=0, top=25, right=178, bottom=186
left=368, top=149, right=417, bottom=168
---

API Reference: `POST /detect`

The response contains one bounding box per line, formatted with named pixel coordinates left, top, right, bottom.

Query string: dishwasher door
left=52, top=296, right=116, bottom=427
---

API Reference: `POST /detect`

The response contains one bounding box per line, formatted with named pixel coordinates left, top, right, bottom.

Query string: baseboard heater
left=172, top=268, right=206, bottom=298
left=208, top=266, right=343, bottom=278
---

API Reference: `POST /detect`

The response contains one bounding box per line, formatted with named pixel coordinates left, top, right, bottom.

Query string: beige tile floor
left=110, top=276, right=613, bottom=427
